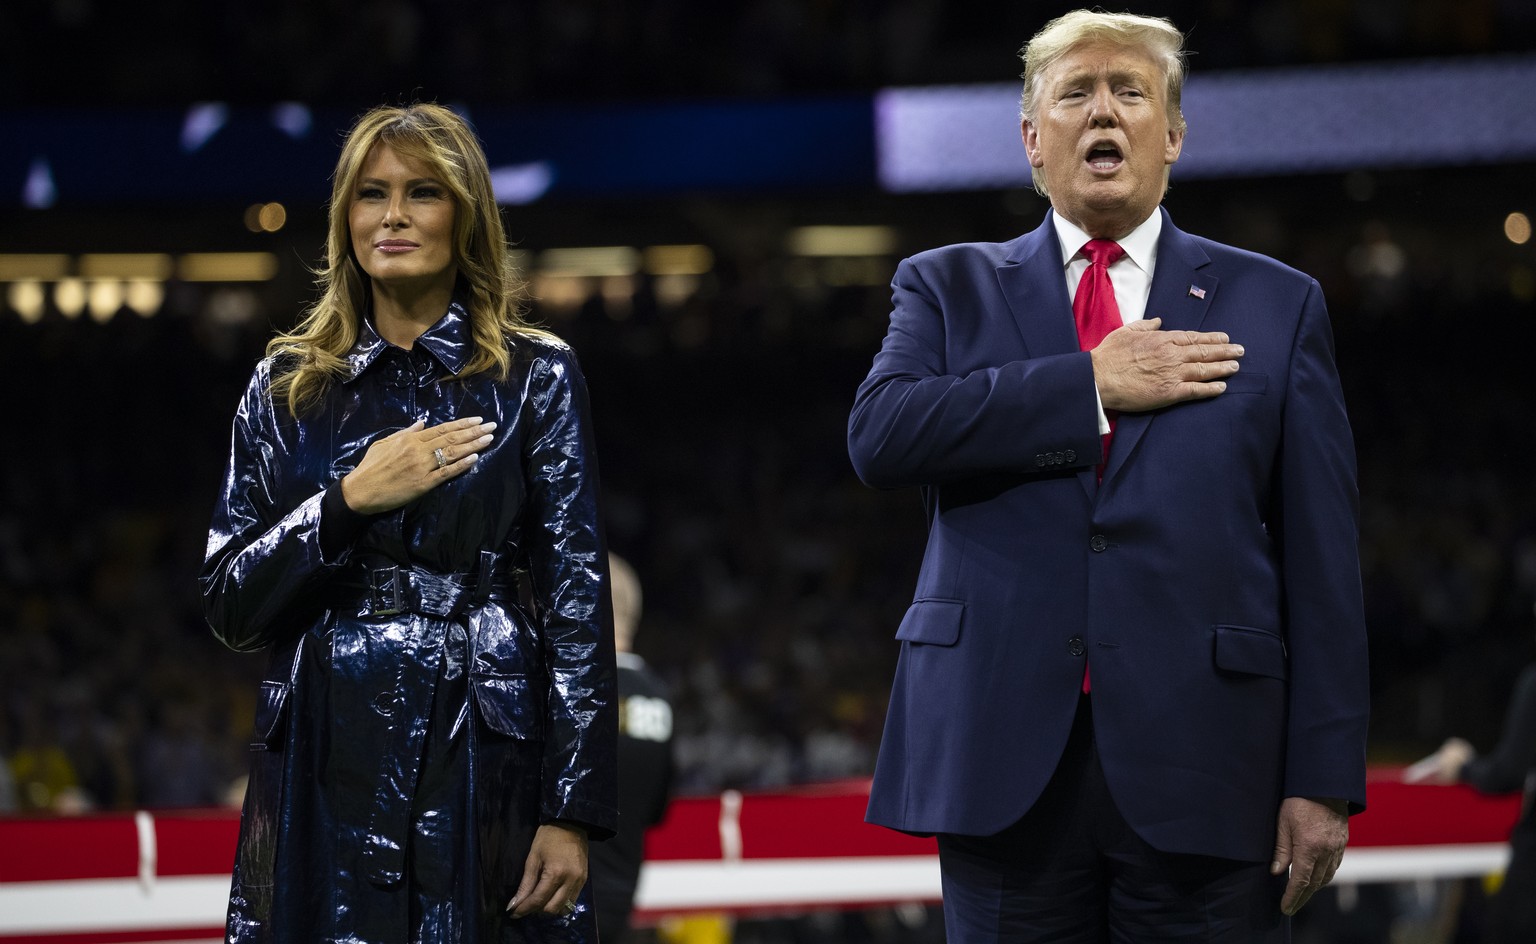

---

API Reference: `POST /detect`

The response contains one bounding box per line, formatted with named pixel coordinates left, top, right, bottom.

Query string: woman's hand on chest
left=340, top=416, right=498, bottom=514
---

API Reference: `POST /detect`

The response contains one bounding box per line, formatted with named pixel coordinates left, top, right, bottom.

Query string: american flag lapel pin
left=1187, top=285, right=1206, bottom=299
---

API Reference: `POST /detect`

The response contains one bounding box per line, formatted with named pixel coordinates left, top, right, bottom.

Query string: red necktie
left=1073, top=239, right=1125, bottom=474
left=1072, top=239, right=1123, bottom=695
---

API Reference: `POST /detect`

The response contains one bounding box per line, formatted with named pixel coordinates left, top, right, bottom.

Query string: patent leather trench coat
left=201, top=302, right=618, bottom=943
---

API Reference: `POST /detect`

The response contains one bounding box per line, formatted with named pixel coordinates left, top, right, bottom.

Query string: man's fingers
left=1168, top=327, right=1229, bottom=345
left=1279, top=837, right=1319, bottom=915
left=1316, top=846, right=1344, bottom=887
left=1184, top=359, right=1241, bottom=382
left=1172, top=352, right=1239, bottom=397
left=1281, top=863, right=1316, bottom=915
left=1270, top=830, right=1293, bottom=877
left=1172, top=381, right=1229, bottom=401
left=1205, top=343, right=1244, bottom=362
left=1177, top=342, right=1244, bottom=364
left=1268, top=799, right=1349, bottom=917
left=1280, top=846, right=1343, bottom=915
left=1317, top=861, right=1340, bottom=888
left=1094, top=322, right=1244, bottom=412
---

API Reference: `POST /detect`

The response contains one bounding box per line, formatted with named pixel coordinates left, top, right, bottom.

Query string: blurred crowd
left=5, top=0, right=1536, bottom=106
left=3, top=165, right=1536, bottom=816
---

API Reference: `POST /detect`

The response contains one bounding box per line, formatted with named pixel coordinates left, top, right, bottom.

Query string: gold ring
left=433, top=447, right=448, bottom=470
left=563, top=899, right=578, bottom=915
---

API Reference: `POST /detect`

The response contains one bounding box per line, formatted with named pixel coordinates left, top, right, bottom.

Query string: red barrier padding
left=735, top=785, right=936, bottom=859
left=1349, top=773, right=1520, bottom=848
left=0, top=768, right=1522, bottom=888
left=0, top=816, right=140, bottom=883
left=642, top=794, right=723, bottom=860
left=154, top=812, right=239, bottom=877
left=0, top=929, right=226, bottom=944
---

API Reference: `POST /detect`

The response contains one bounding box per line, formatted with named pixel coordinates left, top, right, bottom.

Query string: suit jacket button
left=1035, top=454, right=1046, bottom=468
left=1068, top=636, right=1086, bottom=657
left=1065, top=449, right=1076, bottom=462
left=1090, top=534, right=1108, bottom=552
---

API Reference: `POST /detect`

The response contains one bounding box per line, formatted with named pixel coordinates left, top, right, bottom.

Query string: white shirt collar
left=1050, top=209, right=1162, bottom=275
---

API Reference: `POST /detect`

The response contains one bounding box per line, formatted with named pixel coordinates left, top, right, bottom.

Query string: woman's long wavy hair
left=267, top=102, right=557, bottom=415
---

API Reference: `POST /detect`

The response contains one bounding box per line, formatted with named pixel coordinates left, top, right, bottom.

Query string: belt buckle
left=367, top=565, right=405, bottom=616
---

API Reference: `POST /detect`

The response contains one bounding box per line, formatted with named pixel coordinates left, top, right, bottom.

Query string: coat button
left=374, top=692, right=395, bottom=717
left=1068, top=636, right=1086, bottom=657
left=1090, top=534, right=1108, bottom=552
left=1065, top=449, right=1077, bottom=463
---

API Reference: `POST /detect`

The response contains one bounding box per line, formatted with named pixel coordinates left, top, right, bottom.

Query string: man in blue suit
left=848, top=10, right=1368, bottom=942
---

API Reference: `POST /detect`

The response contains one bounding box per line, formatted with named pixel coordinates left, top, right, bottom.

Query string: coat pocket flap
left=895, top=598, right=965, bottom=646
left=1222, top=371, right=1269, bottom=394
left=472, top=675, right=545, bottom=740
left=1213, top=624, right=1288, bottom=680
left=252, top=680, right=291, bottom=750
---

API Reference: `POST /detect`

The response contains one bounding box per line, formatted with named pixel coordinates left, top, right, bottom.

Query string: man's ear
left=1164, top=123, right=1185, bottom=166
left=1022, top=119, right=1044, bottom=168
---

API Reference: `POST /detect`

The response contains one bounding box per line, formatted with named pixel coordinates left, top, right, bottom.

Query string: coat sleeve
left=200, top=362, right=349, bottom=653
left=1274, top=280, right=1371, bottom=812
left=522, top=345, right=619, bottom=839
left=847, top=254, right=1102, bottom=489
left=1461, top=665, right=1536, bottom=795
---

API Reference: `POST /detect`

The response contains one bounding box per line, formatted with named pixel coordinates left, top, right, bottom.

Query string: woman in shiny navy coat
left=201, top=103, right=618, bottom=943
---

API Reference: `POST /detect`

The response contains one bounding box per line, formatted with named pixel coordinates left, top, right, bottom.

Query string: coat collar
left=342, top=298, right=474, bottom=383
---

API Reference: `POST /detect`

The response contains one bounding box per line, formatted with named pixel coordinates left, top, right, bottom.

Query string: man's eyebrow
left=1054, top=66, right=1155, bottom=90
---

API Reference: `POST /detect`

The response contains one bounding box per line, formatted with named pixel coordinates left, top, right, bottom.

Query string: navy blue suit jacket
left=848, top=209, right=1368, bottom=863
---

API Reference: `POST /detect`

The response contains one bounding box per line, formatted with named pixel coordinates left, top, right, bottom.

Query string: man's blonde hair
left=1019, top=10, right=1188, bottom=196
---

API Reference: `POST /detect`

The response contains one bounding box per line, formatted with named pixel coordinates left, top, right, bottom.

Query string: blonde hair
left=1019, top=10, right=1188, bottom=196
left=267, top=102, right=558, bottom=415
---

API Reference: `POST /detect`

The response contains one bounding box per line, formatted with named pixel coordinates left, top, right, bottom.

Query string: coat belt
left=331, top=550, right=516, bottom=619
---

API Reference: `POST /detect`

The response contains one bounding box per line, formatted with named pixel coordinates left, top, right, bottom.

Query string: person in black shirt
left=1410, top=620, right=1536, bottom=944
left=592, top=555, right=675, bottom=944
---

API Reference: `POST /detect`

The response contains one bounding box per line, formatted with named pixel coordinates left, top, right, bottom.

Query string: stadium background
left=3, top=1, right=1536, bottom=941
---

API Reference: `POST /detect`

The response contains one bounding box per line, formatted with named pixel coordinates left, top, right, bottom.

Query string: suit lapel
left=1101, top=211, right=1217, bottom=485
left=994, top=216, right=1078, bottom=360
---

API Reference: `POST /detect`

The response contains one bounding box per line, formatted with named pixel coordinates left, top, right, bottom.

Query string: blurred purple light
left=876, top=55, right=1536, bottom=192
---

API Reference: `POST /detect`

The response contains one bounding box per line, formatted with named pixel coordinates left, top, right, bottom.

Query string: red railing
left=0, top=770, right=1519, bottom=943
